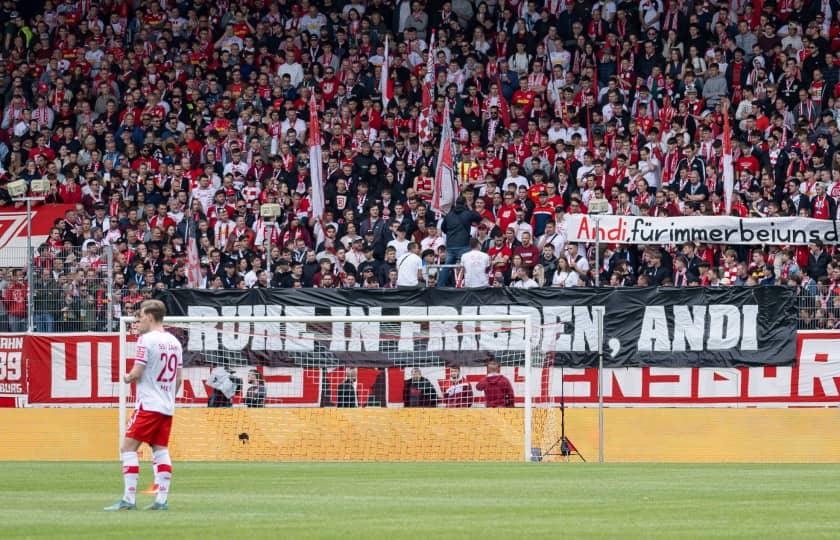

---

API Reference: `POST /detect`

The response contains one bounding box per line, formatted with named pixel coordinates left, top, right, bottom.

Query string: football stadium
left=2, top=0, right=840, bottom=537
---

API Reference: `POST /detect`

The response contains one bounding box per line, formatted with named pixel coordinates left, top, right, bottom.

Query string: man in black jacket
left=336, top=368, right=359, bottom=407
left=808, top=240, right=831, bottom=279
left=33, top=267, right=62, bottom=333
left=439, top=196, right=481, bottom=287
left=643, top=250, right=673, bottom=286
left=402, top=367, right=439, bottom=407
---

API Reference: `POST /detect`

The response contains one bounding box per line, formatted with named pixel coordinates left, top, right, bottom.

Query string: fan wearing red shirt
left=320, top=70, right=340, bottom=102
left=528, top=180, right=549, bottom=203
left=28, top=135, right=56, bottom=163
left=143, top=4, right=166, bottom=28
left=546, top=180, right=567, bottom=208
left=487, top=233, right=512, bottom=274
left=634, top=111, right=655, bottom=135
left=206, top=191, right=236, bottom=228
left=233, top=22, right=250, bottom=38
left=149, top=204, right=176, bottom=231
left=496, top=192, right=519, bottom=232
left=511, top=76, right=537, bottom=116
left=473, top=197, right=495, bottom=222
left=58, top=178, right=83, bottom=204
left=735, top=143, right=760, bottom=176
left=513, top=231, right=540, bottom=268
left=131, top=145, right=160, bottom=173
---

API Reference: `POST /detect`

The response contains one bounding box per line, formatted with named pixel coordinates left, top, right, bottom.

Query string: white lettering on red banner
left=14, top=332, right=840, bottom=407
left=0, top=335, right=25, bottom=404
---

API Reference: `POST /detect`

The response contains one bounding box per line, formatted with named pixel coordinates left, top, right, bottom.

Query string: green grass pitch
left=2, top=462, right=839, bottom=539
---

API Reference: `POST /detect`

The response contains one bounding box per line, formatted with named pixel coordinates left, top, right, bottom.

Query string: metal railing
left=0, top=246, right=114, bottom=333
left=0, top=242, right=830, bottom=331
left=797, top=291, right=840, bottom=330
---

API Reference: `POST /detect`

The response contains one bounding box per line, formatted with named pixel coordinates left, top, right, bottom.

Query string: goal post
left=118, top=313, right=537, bottom=462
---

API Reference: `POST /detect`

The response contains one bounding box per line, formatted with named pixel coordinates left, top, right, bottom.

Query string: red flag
left=495, top=73, right=511, bottom=128
left=418, top=31, right=435, bottom=144
left=309, top=93, right=325, bottom=223
left=418, top=83, right=433, bottom=143
left=432, top=100, right=459, bottom=215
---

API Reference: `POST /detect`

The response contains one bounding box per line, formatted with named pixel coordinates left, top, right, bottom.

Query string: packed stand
left=0, top=0, right=837, bottom=331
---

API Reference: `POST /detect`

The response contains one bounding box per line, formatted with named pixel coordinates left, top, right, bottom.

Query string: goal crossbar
left=118, top=314, right=535, bottom=461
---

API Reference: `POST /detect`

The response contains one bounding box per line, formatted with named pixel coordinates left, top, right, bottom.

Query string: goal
left=118, top=314, right=547, bottom=462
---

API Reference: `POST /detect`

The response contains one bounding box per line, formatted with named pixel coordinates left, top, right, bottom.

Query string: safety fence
left=0, top=244, right=831, bottom=331
left=0, top=246, right=116, bottom=333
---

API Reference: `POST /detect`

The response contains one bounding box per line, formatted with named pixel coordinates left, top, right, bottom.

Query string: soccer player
left=105, top=299, right=182, bottom=511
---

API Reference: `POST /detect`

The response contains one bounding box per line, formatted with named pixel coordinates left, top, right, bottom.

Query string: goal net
left=118, top=314, right=559, bottom=462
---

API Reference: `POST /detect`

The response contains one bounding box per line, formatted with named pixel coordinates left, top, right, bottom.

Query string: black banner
left=161, top=287, right=797, bottom=369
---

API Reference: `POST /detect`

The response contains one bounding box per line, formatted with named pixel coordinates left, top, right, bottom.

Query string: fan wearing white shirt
left=460, top=238, right=491, bottom=288
left=276, top=50, right=304, bottom=87
left=551, top=257, right=580, bottom=287
left=300, top=6, right=327, bottom=33
left=565, top=243, right=590, bottom=274
left=420, top=223, right=446, bottom=252
left=387, top=225, right=411, bottom=259
left=281, top=109, right=307, bottom=142
left=511, top=266, right=539, bottom=288
left=575, top=154, right=595, bottom=185
left=537, top=221, right=564, bottom=254
left=547, top=118, right=567, bottom=143
left=638, top=147, right=661, bottom=188
left=396, top=242, right=424, bottom=288
left=501, top=163, right=529, bottom=192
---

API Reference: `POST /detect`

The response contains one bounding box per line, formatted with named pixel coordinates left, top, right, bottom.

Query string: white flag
left=309, top=93, right=325, bottom=223
left=431, top=100, right=458, bottom=215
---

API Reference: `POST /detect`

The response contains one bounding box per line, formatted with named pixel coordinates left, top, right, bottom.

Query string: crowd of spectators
left=0, top=0, right=837, bottom=331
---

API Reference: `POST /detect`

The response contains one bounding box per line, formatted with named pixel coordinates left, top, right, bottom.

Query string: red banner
left=0, top=204, right=74, bottom=264
left=15, top=332, right=840, bottom=407
left=25, top=334, right=322, bottom=406
left=0, top=335, right=25, bottom=402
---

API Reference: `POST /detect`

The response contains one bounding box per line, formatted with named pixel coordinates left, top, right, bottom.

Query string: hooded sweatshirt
left=476, top=372, right=514, bottom=407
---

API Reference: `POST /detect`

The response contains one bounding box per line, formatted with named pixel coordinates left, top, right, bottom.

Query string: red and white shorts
left=125, top=407, right=173, bottom=447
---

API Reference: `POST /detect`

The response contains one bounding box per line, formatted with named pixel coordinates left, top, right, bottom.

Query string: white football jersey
left=134, top=330, right=183, bottom=416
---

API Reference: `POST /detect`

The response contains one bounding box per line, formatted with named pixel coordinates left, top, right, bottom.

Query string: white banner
left=567, top=215, right=840, bottom=245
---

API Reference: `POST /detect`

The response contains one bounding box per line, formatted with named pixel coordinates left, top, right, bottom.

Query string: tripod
left=540, top=366, right=586, bottom=462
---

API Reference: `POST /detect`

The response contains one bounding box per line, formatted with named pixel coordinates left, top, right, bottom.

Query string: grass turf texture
left=1, top=463, right=839, bottom=539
